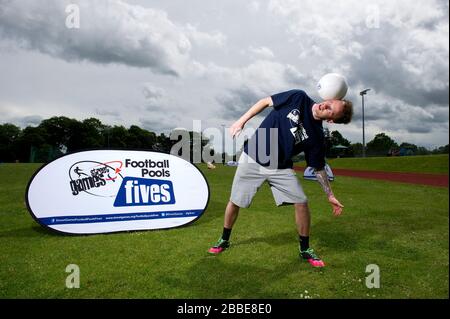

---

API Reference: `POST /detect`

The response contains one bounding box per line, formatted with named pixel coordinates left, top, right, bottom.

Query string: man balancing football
left=208, top=88, right=353, bottom=267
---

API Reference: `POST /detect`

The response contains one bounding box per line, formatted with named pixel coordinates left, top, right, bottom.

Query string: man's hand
left=328, top=195, right=344, bottom=216
left=229, top=120, right=245, bottom=138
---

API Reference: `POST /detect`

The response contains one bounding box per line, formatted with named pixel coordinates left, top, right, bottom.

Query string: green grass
left=0, top=163, right=448, bottom=299
left=323, top=154, right=448, bottom=174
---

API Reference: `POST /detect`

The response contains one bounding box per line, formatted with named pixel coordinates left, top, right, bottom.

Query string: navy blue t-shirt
left=243, top=89, right=326, bottom=170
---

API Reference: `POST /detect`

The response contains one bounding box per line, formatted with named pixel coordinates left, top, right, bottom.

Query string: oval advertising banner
left=26, top=150, right=209, bottom=235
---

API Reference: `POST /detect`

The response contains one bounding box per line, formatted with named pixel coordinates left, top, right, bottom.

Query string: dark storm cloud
left=140, top=118, right=175, bottom=134
left=216, top=87, right=261, bottom=120
left=142, top=85, right=165, bottom=101
left=404, top=124, right=432, bottom=134
left=215, top=61, right=312, bottom=120
left=267, top=0, right=448, bottom=139
left=349, top=94, right=447, bottom=132
left=283, top=65, right=310, bottom=87
left=348, top=24, right=449, bottom=110
left=342, top=20, right=449, bottom=135
left=428, top=108, right=450, bottom=124
left=350, top=101, right=398, bottom=122
left=0, top=0, right=191, bottom=76
left=0, top=0, right=447, bottom=147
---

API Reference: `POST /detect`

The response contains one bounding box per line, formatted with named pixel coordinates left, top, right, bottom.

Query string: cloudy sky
left=0, top=0, right=448, bottom=151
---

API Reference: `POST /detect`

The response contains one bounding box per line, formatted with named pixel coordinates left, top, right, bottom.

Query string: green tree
left=366, top=133, right=398, bottom=156
left=127, top=125, right=157, bottom=150
left=326, top=130, right=352, bottom=158
left=350, top=143, right=363, bottom=157
left=15, top=126, right=50, bottom=162
left=432, top=144, right=449, bottom=154
left=416, top=147, right=431, bottom=155
left=80, top=118, right=106, bottom=149
left=0, top=123, right=21, bottom=162
left=39, top=116, right=104, bottom=153
left=399, top=142, right=418, bottom=156
left=154, top=133, right=174, bottom=153
left=38, top=116, right=80, bottom=152
left=105, top=125, right=130, bottom=148
left=330, top=130, right=351, bottom=147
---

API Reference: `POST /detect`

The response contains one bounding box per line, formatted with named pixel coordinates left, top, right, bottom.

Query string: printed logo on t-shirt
left=287, top=109, right=308, bottom=144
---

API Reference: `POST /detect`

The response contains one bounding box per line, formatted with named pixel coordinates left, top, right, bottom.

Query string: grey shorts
left=230, top=152, right=308, bottom=208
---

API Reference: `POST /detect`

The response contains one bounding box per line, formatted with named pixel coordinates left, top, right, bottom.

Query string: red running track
left=294, top=167, right=449, bottom=187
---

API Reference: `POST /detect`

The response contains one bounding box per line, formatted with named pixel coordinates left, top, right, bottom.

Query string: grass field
left=0, top=157, right=448, bottom=299
left=325, top=154, right=448, bottom=174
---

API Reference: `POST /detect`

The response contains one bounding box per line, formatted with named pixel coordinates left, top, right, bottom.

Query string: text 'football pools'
left=125, top=158, right=171, bottom=178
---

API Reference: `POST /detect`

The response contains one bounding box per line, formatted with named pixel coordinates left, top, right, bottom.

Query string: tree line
left=324, top=129, right=448, bottom=158
left=0, top=117, right=179, bottom=163
left=0, top=116, right=448, bottom=163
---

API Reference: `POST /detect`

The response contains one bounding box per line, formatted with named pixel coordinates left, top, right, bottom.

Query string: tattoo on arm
left=315, top=169, right=333, bottom=197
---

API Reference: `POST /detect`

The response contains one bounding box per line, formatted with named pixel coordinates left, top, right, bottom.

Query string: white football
left=317, top=73, right=348, bottom=100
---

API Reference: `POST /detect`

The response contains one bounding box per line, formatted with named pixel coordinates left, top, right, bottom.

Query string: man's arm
left=229, top=97, right=273, bottom=137
left=314, top=168, right=344, bottom=216
left=315, top=169, right=333, bottom=197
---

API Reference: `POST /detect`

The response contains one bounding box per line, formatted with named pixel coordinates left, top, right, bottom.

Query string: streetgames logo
left=69, top=161, right=124, bottom=197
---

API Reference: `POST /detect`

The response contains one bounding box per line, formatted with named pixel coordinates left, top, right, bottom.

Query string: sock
left=222, top=227, right=232, bottom=241
left=299, top=235, right=309, bottom=252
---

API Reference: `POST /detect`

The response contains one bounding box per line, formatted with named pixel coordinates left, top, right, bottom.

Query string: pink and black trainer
left=208, top=238, right=230, bottom=254
left=300, top=248, right=325, bottom=267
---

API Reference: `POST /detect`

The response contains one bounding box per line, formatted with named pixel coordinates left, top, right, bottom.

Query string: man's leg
left=221, top=201, right=240, bottom=242
left=224, top=200, right=240, bottom=229
left=295, top=203, right=325, bottom=267
left=208, top=201, right=240, bottom=254
left=208, top=152, right=264, bottom=254
left=294, top=202, right=310, bottom=237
